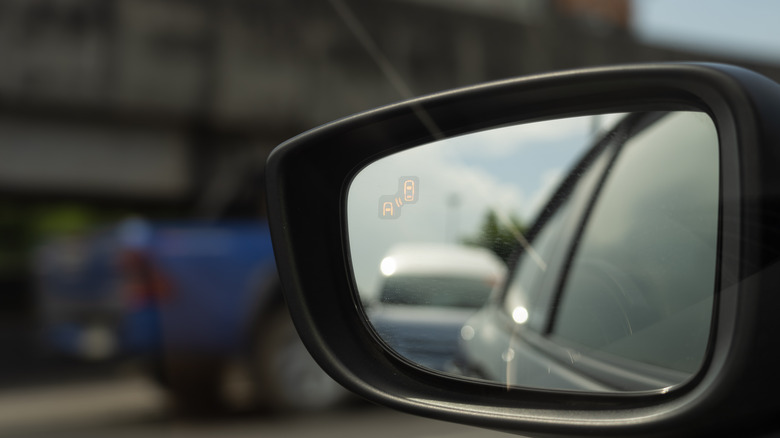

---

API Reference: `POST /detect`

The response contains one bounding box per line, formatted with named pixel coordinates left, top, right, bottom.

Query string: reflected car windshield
left=381, top=275, right=493, bottom=308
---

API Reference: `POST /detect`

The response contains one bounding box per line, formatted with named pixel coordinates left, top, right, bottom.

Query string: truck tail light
left=119, top=249, right=173, bottom=308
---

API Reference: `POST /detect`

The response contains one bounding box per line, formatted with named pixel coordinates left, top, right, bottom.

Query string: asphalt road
left=0, top=375, right=513, bottom=438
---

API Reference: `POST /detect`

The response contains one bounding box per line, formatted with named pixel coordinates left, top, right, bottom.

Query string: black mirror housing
left=266, top=63, right=780, bottom=437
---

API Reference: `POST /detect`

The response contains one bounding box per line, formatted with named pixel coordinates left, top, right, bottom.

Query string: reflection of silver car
left=366, top=243, right=505, bottom=371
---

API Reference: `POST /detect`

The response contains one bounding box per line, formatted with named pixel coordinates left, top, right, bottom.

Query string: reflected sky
left=347, top=114, right=625, bottom=298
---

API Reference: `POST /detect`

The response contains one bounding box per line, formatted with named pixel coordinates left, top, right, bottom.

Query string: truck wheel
left=251, top=307, right=348, bottom=411
left=150, top=354, right=227, bottom=415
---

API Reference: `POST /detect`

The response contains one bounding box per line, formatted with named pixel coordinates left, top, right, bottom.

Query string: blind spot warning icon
left=381, top=201, right=395, bottom=218
left=403, top=179, right=416, bottom=202
left=379, top=176, right=419, bottom=219
left=379, top=196, right=398, bottom=218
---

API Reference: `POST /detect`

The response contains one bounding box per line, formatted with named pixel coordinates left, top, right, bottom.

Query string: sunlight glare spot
left=512, top=306, right=529, bottom=324
left=380, top=257, right=397, bottom=276
left=461, top=325, right=475, bottom=341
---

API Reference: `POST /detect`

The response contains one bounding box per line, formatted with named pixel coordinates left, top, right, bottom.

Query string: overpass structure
left=0, top=0, right=778, bottom=216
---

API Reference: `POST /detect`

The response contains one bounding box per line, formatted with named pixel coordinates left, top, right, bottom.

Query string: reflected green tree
left=462, top=210, right=526, bottom=266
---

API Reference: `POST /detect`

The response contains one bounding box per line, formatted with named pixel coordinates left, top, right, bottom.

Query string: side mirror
left=266, top=63, right=780, bottom=437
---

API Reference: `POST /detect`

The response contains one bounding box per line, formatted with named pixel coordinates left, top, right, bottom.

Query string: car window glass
left=381, top=275, right=494, bottom=308
left=551, top=112, right=719, bottom=373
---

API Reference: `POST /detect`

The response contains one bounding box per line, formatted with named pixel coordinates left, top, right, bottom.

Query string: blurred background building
left=4, top=0, right=779, bottom=315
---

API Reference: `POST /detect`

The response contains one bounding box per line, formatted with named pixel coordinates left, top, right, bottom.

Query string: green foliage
left=0, top=204, right=101, bottom=277
left=462, top=210, right=526, bottom=266
left=0, top=202, right=184, bottom=279
left=30, top=205, right=98, bottom=239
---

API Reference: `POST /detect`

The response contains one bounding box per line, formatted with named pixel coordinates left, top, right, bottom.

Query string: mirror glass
left=347, top=111, right=719, bottom=393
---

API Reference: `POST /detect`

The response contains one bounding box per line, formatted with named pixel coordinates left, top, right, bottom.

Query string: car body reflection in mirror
left=456, top=111, right=719, bottom=392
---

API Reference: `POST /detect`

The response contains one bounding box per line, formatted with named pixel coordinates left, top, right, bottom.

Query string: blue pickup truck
left=34, top=218, right=345, bottom=412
